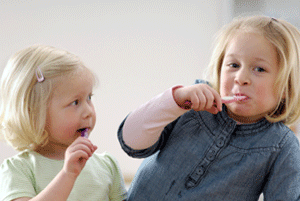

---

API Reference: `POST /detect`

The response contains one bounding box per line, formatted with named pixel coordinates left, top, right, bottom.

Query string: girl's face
left=220, top=32, right=280, bottom=123
left=45, top=69, right=96, bottom=148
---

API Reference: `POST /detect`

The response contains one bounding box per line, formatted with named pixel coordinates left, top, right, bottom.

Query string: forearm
left=122, top=86, right=187, bottom=150
left=30, top=170, right=77, bottom=201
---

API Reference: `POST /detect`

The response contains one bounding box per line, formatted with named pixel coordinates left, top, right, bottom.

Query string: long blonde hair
left=0, top=44, right=97, bottom=151
left=207, top=15, right=300, bottom=125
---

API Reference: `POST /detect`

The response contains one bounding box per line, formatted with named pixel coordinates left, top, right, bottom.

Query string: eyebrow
left=224, top=53, right=272, bottom=66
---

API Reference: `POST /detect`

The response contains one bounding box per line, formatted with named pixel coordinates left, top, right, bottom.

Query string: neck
left=226, top=109, right=265, bottom=124
left=35, top=141, right=67, bottom=160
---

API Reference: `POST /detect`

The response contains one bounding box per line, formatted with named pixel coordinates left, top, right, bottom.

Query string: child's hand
left=63, top=137, right=98, bottom=177
left=173, top=84, right=222, bottom=114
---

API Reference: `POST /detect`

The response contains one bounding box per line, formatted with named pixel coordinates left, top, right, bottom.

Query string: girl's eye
left=229, top=63, right=239, bottom=68
left=88, top=94, right=93, bottom=101
left=254, top=67, right=265, bottom=72
left=71, top=100, right=79, bottom=106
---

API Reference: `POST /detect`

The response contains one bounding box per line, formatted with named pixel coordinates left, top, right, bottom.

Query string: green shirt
left=0, top=150, right=127, bottom=201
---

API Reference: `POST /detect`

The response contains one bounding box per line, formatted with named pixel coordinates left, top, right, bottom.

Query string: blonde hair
left=207, top=15, right=300, bottom=125
left=0, top=44, right=97, bottom=151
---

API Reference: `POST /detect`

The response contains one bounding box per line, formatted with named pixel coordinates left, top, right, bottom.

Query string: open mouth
left=77, top=128, right=87, bottom=133
left=77, top=128, right=89, bottom=138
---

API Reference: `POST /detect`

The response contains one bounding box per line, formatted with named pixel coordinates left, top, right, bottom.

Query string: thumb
left=206, top=106, right=220, bottom=114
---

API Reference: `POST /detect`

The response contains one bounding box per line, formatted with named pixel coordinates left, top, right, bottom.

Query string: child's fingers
left=70, top=137, right=96, bottom=153
left=71, top=149, right=90, bottom=161
left=64, top=139, right=97, bottom=175
left=174, top=84, right=222, bottom=112
left=65, top=139, right=96, bottom=166
left=211, top=89, right=222, bottom=111
left=191, top=88, right=213, bottom=111
left=206, top=106, right=220, bottom=114
left=189, top=92, right=200, bottom=110
left=63, top=150, right=89, bottom=176
left=199, top=85, right=222, bottom=111
left=202, top=89, right=215, bottom=110
left=67, top=143, right=94, bottom=157
left=196, top=93, right=209, bottom=111
left=93, top=145, right=98, bottom=151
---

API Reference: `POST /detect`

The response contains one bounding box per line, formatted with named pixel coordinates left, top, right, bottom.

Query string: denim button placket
left=206, top=145, right=220, bottom=161
left=216, top=136, right=225, bottom=148
left=190, top=166, right=204, bottom=181
left=201, top=159, right=210, bottom=168
left=184, top=120, right=232, bottom=190
left=207, top=150, right=216, bottom=161
left=185, top=180, right=196, bottom=189
left=196, top=167, right=204, bottom=175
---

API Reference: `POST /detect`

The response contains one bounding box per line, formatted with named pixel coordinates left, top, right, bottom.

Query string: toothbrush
left=81, top=128, right=89, bottom=138
left=221, top=96, right=247, bottom=103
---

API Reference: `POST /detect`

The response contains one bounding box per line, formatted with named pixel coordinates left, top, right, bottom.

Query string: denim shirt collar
left=205, top=104, right=273, bottom=136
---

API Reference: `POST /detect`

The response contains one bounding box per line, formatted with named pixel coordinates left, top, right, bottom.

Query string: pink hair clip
left=35, top=67, right=45, bottom=82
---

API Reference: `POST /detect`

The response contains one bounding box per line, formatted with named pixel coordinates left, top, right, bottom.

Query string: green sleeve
left=0, top=155, right=36, bottom=201
left=103, top=152, right=128, bottom=201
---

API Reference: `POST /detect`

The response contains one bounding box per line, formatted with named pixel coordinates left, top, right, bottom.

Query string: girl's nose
left=234, top=67, right=251, bottom=85
left=82, top=102, right=95, bottom=119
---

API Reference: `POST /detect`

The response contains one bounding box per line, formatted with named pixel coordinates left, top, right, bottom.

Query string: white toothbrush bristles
left=221, top=96, right=247, bottom=103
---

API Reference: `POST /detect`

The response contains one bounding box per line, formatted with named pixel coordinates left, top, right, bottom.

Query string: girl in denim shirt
left=118, top=16, right=300, bottom=200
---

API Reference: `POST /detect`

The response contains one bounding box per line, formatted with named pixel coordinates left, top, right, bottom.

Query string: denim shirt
left=118, top=105, right=300, bottom=201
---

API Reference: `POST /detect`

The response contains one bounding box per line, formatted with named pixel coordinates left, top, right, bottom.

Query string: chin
left=227, top=105, right=247, bottom=113
left=227, top=106, right=252, bottom=117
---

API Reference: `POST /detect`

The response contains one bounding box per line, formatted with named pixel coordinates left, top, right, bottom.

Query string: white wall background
left=0, top=0, right=229, bottom=178
left=1, top=0, right=299, bottom=186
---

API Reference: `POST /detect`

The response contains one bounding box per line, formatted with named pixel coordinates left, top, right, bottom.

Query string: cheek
left=258, top=79, right=277, bottom=98
left=270, top=87, right=282, bottom=106
left=219, top=71, right=231, bottom=96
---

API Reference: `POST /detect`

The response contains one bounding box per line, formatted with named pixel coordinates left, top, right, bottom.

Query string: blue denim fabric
left=118, top=105, right=300, bottom=201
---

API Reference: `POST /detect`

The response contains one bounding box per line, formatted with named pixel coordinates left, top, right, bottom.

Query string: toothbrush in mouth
left=81, top=128, right=89, bottom=138
left=213, top=95, right=248, bottom=107
left=221, top=96, right=247, bottom=103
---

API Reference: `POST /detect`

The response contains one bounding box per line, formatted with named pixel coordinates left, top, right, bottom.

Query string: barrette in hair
left=35, top=66, right=45, bottom=82
left=271, top=17, right=278, bottom=22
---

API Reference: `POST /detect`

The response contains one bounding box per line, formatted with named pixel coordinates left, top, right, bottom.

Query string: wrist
left=61, top=168, right=79, bottom=181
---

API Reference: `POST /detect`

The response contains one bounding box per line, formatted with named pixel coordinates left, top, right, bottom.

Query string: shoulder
left=0, top=151, right=36, bottom=200
left=92, top=151, right=118, bottom=162
left=0, top=150, right=36, bottom=184
left=267, top=122, right=299, bottom=149
left=259, top=122, right=300, bottom=160
left=1, top=150, right=35, bottom=171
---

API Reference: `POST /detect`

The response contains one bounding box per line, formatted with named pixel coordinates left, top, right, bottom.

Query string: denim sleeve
left=117, top=115, right=179, bottom=158
left=262, top=131, right=300, bottom=200
left=194, top=79, right=211, bottom=86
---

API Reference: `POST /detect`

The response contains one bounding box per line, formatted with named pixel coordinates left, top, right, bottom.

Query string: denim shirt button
left=216, top=137, right=225, bottom=148
left=206, top=150, right=216, bottom=161
left=190, top=166, right=204, bottom=181
left=196, top=167, right=204, bottom=175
